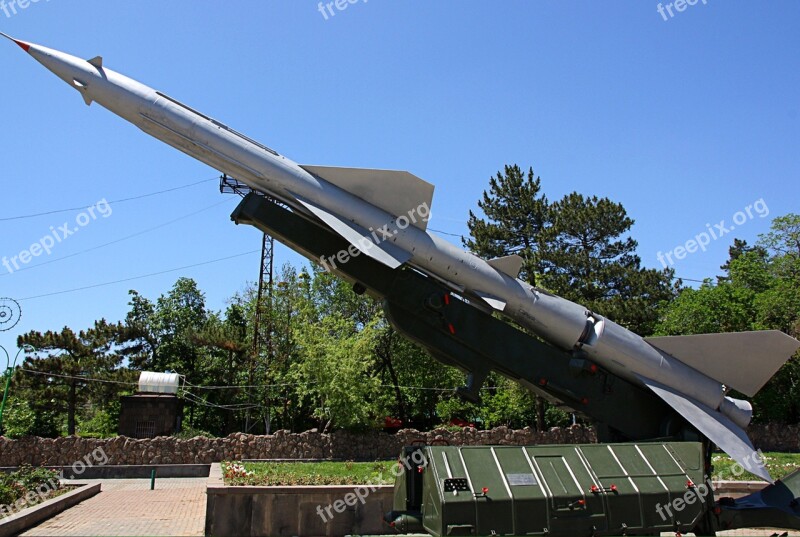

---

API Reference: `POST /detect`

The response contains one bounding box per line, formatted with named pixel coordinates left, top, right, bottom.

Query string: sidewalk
left=20, top=478, right=206, bottom=537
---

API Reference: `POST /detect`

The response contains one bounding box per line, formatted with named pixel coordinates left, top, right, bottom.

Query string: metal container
left=137, top=371, right=180, bottom=394
left=388, top=442, right=708, bottom=537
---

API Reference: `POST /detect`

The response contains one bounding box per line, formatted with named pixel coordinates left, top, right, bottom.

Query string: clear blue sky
left=1, top=1, right=798, bottom=356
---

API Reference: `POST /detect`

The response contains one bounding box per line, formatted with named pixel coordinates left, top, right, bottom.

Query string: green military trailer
left=231, top=191, right=800, bottom=536
left=387, top=443, right=710, bottom=536
left=387, top=443, right=800, bottom=537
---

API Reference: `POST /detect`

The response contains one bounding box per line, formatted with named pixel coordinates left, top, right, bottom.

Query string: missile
left=5, top=35, right=799, bottom=481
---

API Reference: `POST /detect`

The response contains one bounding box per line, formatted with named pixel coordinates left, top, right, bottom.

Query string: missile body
left=5, top=35, right=798, bottom=482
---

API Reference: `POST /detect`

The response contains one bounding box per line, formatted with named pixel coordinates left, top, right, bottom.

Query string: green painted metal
left=393, top=443, right=707, bottom=537
left=232, top=193, right=800, bottom=535
left=231, top=194, right=680, bottom=443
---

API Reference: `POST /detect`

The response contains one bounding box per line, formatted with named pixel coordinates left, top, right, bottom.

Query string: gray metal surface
left=6, top=33, right=798, bottom=484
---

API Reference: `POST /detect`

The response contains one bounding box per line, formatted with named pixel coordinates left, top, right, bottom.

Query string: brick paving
left=14, top=476, right=796, bottom=537
left=21, top=478, right=206, bottom=537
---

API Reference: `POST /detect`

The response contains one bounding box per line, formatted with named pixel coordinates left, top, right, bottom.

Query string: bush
left=0, top=465, right=61, bottom=511
left=1, top=398, right=36, bottom=439
left=545, top=406, right=572, bottom=428
left=78, top=409, right=117, bottom=438
left=172, top=426, right=216, bottom=439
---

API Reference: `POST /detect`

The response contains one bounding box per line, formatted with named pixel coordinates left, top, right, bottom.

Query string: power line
left=429, top=228, right=464, bottom=238
left=20, top=368, right=138, bottom=386
left=17, top=250, right=260, bottom=301
left=0, top=198, right=236, bottom=277
left=0, top=176, right=218, bottom=222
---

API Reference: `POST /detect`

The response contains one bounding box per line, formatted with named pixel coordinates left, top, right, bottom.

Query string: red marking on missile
left=13, top=39, right=30, bottom=52
left=448, top=323, right=456, bottom=335
left=443, top=294, right=450, bottom=305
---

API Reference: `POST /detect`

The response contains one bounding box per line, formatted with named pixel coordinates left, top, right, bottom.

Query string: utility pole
left=220, top=177, right=275, bottom=432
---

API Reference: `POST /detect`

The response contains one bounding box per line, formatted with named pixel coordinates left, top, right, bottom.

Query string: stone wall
left=0, top=426, right=595, bottom=466
left=746, top=423, right=800, bottom=452
left=0, top=423, right=796, bottom=467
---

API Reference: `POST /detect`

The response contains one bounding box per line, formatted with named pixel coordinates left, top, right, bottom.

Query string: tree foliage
left=656, top=214, right=800, bottom=423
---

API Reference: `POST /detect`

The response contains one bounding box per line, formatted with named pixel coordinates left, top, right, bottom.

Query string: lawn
left=222, top=460, right=397, bottom=486
left=222, top=452, right=800, bottom=486
left=711, top=452, right=800, bottom=481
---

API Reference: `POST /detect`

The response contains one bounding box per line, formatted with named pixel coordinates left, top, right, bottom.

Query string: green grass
left=711, top=452, right=800, bottom=481
left=222, top=460, right=397, bottom=486
left=221, top=452, right=800, bottom=486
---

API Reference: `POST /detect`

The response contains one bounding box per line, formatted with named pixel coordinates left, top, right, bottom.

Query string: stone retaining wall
left=0, top=423, right=796, bottom=467
left=0, top=426, right=594, bottom=466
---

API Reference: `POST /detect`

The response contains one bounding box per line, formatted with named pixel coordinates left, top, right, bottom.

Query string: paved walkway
left=21, top=478, right=206, bottom=537
left=14, top=476, right=796, bottom=537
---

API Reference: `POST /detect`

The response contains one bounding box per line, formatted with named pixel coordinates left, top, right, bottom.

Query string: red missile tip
left=1, top=33, right=30, bottom=52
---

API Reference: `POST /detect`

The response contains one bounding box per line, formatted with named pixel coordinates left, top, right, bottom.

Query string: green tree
left=290, top=313, right=384, bottom=431
left=538, top=192, right=675, bottom=335
left=656, top=214, right=800, bottom=423
left=464, top=165, right=549, bottom=284
left=17, top=320, right=130, bottom=436
left=465, top=165, right=674, bottom=430
left=120, top=278, right=211, bottom=429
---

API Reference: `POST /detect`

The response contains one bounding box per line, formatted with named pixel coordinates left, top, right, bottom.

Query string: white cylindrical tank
left=138, top=371, right=180, bottom=394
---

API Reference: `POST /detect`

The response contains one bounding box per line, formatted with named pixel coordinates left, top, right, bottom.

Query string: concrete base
left=205, top=464, right=393, bottom=537
left=0, top=483, right=100, bottom=537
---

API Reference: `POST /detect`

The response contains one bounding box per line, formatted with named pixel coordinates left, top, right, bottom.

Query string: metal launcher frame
left=230, top=193, right=800, bottom=536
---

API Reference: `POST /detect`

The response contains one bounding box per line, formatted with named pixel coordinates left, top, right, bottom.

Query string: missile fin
left=87, top=56, right=103, bottom=69
left=291, top=193, right=412, bottom=270
left=637, top=374, right=773, bottom=483
left=645, top=330, right=800, bottom=397
left=473, top=291, right=507, bottom=312
left=487, top=255, right=524, bottom=278
left=300, top=166, right=434, bottom=231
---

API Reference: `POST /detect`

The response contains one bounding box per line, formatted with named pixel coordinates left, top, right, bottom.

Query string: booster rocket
left=4, top=34, right=798, bottom=481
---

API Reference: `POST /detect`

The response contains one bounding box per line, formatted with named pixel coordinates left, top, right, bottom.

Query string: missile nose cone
left=0, top=32, right=30, bottom=52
